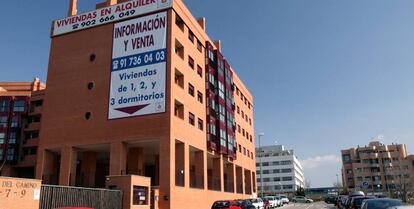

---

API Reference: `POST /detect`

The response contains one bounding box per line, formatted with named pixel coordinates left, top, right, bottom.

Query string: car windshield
left=212, top=201, right=230, bottom=208
left=367, top=199, right=402, bottom=209
left=265, top=197, right=274, bottom=200
left=250, top=199, right=259, bottom=203
left=355, top=198, right=370, bottom=208
left=280, top=196, right=287, bottom=198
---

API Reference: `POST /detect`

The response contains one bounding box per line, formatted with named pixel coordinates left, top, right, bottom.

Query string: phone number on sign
left=112, top=49, right=166, bottom=71
left=72, top=10, right=136, bottom=30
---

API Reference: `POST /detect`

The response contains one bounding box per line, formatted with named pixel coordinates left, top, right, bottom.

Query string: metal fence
left=40, top=184, right=123, bottom=209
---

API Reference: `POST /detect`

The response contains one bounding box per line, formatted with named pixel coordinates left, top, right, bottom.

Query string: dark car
left=325, top=195, right=337, bottom=204
left=360, top=198, right=402, bottom=209
left=348, top=196, right=376, bottom=209
left=212, top=200, right=242, bottom=209
left=233, top=199, right=256, bottom=209
left=335, top=195, right=346, bottom=207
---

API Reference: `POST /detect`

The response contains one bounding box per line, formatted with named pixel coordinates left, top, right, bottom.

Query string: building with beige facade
left=341, top=141, right=414, bottom=195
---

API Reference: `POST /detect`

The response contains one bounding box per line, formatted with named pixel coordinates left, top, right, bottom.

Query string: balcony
left=24, top=121, right=41, bottom=131
left=16, top=154, right=37, bottom=167
left=29, top=106, right=42, bottom=115
left=22, top=138, right=39, bottom=147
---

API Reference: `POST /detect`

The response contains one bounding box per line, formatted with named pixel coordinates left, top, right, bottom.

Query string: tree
left=296, top=186, right=306, bottom=196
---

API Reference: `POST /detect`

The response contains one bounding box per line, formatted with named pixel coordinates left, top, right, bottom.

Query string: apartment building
left=341, top=141, right=414, bottom=194
left=33, top=0, right=256, bottom=208
left=256, top=145, right=305, bottom=195
left=0, top=78, right=45, bottom=178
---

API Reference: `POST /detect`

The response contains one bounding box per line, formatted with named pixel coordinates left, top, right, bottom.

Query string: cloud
left=301, top=154, right=341, bottom=169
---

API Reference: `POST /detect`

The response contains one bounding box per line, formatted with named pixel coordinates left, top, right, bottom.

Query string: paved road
left=277, top=202, right=335, bottom=209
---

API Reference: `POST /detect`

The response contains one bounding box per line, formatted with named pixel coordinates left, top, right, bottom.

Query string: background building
left=341, top=141, right=414, bottom=195
left=256, top=145, right=305, bottom=195
left=0, top=78, right=45, bottom=178
left=31, top=0, right=257, bottom=209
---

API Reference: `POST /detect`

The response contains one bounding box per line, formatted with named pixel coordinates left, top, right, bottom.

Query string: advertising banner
left=108, top=11, right=167, bottom=119
left=52, top=0, right=171, bottom=36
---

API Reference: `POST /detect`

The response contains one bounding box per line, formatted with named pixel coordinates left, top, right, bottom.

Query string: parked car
left=233, top=199, right=256, bottom=209
left=212, top=200, right=242, bottom=209
left=348, top=196, right=376, bottom=209
left=274, top=196, right=283, bottom=207
left=335, top=195, right=346, bottom=207
left=292, top=196, right=314, bottom=203
left=339, top=196, right=349, bottom=209
left=387, top=207, right=414, bottom=209
left=278, top=195, right=290, bottom=205
left=325, top=195, right=337, bottom=204
left=360, top=198, right=402, bottom=209
left=264, top=196, right=280, bottom=208
left=249, top=198, right=264, bottom=209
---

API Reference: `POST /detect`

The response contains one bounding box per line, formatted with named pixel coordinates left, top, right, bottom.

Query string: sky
left=1, top=0, right=414, bottom=187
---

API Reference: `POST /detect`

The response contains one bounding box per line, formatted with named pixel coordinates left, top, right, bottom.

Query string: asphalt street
left=278, top=202, right=335, bottom=209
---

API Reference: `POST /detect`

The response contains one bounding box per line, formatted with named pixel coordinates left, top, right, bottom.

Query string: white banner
left=52, top=0, right=171, bottom=36
left=108, top=11, right=167, bottom=119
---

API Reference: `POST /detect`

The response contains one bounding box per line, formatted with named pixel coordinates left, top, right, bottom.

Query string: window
left=8, top=132, right=16, bottom=144
left=247, top=150, right=250, bottom=157
left=13, top=100, right=26, bottom=112
left=0, top=116, right=7, bottom=128
left=197, top=91, right=203, bottom=103
left=188, top=83, right=194, bottom=97
left=0, top=149, right=2, bottom=160
left=243, top=147, right=246, bottom=155
left=249, top=118, right=252, bottom=125
left=237, top=125, right=240, bottom=133
left=343, top=154, right=351, bottom=162
left=249, top=135, right=253, bottom=142
left=197, top=65, right=203, bottom=77
left=174, top=40, right=184, bottom=59
left=281, top=168, right=292, bottom=173
left=0, top=100, right=9, bottom=112
left=188, top=30, right=194, bottom=43
left=174, top=100, right=184, bottom=119
left=188, top=56, right=194, bottom=69
left=280, top=160, right=292, bottom=165
left=197, top=40, right=203, bottom=52
left=174, top=69, right=184, bottom=88
left=238, top=144, right=242, bottom=153
left=7, top=148, right=15, bottom=161
left=273, top=169, right=280, bottom=173
left=0, top=133, right=5, bottom=144
left=237, top=106, right=240, bottom=114
left=133, top=186, right=148, bottom=205
left=189, top=112, right=195, bottom=126
left=197, top=118, right=203, bottom=130
left=282, top=177, right=293, bottom=181
left=175, top=14, right=184, bottom=31
left=10, top=116, right=18, bottom=128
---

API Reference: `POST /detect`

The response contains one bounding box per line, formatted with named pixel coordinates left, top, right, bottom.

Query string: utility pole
left=258, top=133, right=264, bottom=198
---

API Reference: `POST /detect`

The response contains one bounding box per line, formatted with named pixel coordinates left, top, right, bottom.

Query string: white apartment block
left=256, top=145, right=305, bottom=195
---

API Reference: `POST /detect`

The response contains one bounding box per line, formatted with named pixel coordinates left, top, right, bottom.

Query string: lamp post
left=336, top=174, right=340, bottom=195
left=258, top=133, right=264, bottom=198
